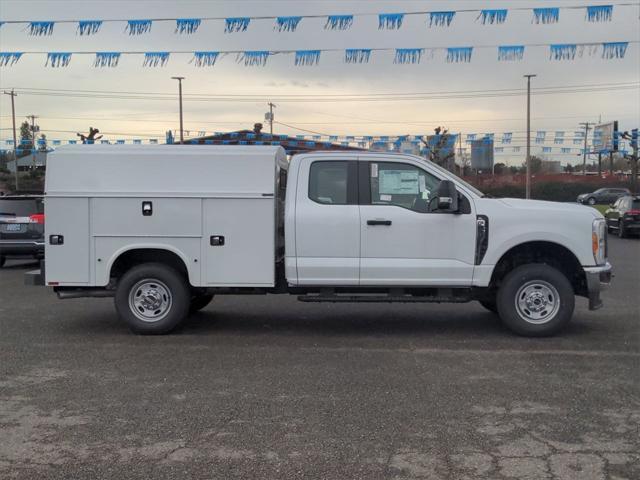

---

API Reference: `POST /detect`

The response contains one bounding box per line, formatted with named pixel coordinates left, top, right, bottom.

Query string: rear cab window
left=308, top=161, right=357, bottom=205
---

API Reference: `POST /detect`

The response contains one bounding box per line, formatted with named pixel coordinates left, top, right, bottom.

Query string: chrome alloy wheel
left=128, top=279, right=173, bottom=323
left=514, top=280, right=560, bottom=324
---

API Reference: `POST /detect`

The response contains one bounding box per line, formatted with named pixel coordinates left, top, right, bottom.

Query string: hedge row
left=478, top=181, right=630, bottom=202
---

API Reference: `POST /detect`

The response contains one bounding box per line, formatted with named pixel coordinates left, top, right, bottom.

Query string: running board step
left=297, top=294, right=471, bottom=304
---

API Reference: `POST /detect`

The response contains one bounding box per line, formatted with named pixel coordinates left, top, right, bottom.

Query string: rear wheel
left=496, top=264, right=574, bottom=337
left=190, top=293, right=214, bottom=313
left=115, top=263, right=190, bottom=334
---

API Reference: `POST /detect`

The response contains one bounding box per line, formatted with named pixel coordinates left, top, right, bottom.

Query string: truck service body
left=28, top=145, right=612, bottom=336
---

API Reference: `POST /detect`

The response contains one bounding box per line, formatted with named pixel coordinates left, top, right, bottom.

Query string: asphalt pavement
left=1, top=236, right=639, bottom=479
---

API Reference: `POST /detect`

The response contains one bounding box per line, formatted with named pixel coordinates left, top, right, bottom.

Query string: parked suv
left=0, top=195, right=45, bottom=267
left=577, top=188, right=630, bottom=205
left=605, top=195, right=640, bottom=238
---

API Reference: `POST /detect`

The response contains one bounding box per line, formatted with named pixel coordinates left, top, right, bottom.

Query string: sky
left=0, top=0, right=639, bottom=165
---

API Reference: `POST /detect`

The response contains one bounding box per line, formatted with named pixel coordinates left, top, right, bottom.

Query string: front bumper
left=583, top=262, right=613, bottom=310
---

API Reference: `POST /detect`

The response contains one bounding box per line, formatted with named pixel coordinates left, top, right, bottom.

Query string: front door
left=359, top=159, right=477, bottom=286
left=294, top=158, right=360, bottom=285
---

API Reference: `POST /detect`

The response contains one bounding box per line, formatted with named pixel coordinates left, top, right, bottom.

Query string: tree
left=564, top=164, right=574, bottom=173
left=77, top=127, right=103, bottom=144
left=18, top=121, right=33, bottom=157
left=421, top=126, right=456, bottom=171
left=508, top=165, right=520, bottom=175
left=37, top=134, right=47, bottom=152
left=522, top=155, right=543, bottom=174
left=493, top=162, right=506, bottom=175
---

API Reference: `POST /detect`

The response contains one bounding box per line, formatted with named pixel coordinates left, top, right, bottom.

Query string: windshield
left=0, top=198, right=44, bottom=216
left=423, top=158, right=484, bottom=197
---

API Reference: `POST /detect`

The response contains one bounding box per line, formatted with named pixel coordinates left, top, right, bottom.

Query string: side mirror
left=435, top=180, right=459, bottom=212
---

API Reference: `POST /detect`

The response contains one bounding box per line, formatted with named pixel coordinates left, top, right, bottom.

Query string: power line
left=7, top=81, right=637, bottom=98
left=2, top=113, right=627, bottom=125
left=2, top=83, right=637, bottom=104
left=273, top=121, right=332, bottom=137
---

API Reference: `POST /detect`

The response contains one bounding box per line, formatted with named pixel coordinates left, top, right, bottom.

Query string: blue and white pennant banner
left=2, top=42, right=630, bottom=68
left=2, top=4, right=626, bottom=37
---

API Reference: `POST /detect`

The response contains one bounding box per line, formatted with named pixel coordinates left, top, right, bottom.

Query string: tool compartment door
left=45, top=197, right=90, bottom=285
left=203, top=198, right=275, bottom=286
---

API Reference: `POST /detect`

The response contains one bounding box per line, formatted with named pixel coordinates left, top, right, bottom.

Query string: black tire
left=496, top=264, right=575, bottom=337
left=190, top=293, right=214, bottom=313
left=114, top=263, right=190, bottom=335
left=478, top=299, right=498, bottom=314
left=618, top=221, right=627, bottom=238
left=587, top=197, right=596, bottom=206
left=0, top=256, right=5, bottom=268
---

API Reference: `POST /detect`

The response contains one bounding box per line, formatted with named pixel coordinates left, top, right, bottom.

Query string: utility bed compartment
left=44, top=145, right=288, bottom=288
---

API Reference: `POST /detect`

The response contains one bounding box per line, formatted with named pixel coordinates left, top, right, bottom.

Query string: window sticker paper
left=379, top=170, right=419, bottom=195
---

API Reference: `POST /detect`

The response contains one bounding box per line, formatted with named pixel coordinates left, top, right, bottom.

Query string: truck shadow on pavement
left=179, top=309, right=596, bottom=339
left=48, top=295, right=597, bottom=340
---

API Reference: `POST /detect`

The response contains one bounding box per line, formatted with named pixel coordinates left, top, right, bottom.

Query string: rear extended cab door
left=290, top=156, right=360, bottom=285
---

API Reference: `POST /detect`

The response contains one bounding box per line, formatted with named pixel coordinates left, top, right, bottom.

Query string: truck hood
left=496, top=198, right=602, bottom=218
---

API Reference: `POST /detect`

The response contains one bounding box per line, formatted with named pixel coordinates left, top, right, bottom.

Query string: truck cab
left=29, top=145, right=612, bottom=337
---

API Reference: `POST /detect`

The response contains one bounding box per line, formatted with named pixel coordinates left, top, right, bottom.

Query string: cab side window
left=369, top=162, right=440, bottom=213
left=309, top=161, right=348, bottom=205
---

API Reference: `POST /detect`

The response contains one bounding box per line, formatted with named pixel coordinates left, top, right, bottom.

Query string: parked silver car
left=577, top=188, right=630, bottom=205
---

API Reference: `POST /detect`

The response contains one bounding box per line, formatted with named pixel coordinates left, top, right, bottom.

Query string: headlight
left=592, top=218, right=607, bottom=265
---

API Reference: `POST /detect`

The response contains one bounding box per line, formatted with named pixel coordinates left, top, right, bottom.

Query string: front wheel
left=115, top=263, right=190, bottom=334
left=0, top=256, right=5, bottom=268
left=496, top=264, right=574, bottom=337
left=587, top=197, right=596, bottom=205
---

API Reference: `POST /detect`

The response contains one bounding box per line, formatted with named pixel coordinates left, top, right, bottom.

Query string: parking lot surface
left=1, top=236, right=639, bottom=479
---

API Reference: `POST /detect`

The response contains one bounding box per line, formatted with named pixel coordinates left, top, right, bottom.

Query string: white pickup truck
left=27, top=145, right=612, bottom=336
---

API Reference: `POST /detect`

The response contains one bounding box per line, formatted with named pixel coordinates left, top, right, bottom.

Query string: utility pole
left=171, top=77, right=185, bottom=143
left=579, top=122, right=591, bottom=175
left=620, top=129, right=639, bottom=194
left=524, top=74, right=536, bottom=199
left=26, top=114, right=38, bottom=171
left=2, top=90, right=19, bottom=190
left=266, top=102, right=276, bottom=135
left=458, top=131, right=463, bottom=175
left=598, top=152, right=602, bottom=176
left=609, top=151, right=614, bottom=174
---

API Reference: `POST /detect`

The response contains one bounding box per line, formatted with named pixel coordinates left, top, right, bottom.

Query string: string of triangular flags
left=0, top=41, right=634, bottom=68
left=0, top=4, right=632, bottom=37
left=2, top=130, right=633, bottom=156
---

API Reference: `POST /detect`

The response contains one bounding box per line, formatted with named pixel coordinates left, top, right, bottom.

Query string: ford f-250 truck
left=26, top=145, right=612, bottom=336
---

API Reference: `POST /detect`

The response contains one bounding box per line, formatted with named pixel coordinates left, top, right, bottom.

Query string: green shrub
left=479, top=181, right=630, bottom=202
